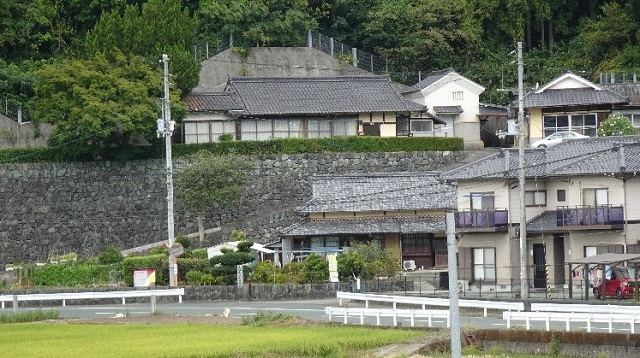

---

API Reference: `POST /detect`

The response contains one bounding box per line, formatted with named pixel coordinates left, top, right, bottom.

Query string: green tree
left=300, top=254, right=329, bottom=283
left=350, top=241, right=399, bottom=280
left=198, top=0, right=317, bottom=47
left=174, top=152, right=254, bottom=244
left=336, top=251, right=365, bottom=282
left=598, top=114, right=636, bottom=137
left=33, top=51, right=185, bottom=160
left=85, top=0, right=200, bottom=95
left=209, top=239, right=254, bottom=285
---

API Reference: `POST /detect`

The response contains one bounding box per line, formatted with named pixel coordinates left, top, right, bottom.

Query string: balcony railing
left=455, top=209, right=509, bottom=229
left=556, top=205, right=624, bottom=227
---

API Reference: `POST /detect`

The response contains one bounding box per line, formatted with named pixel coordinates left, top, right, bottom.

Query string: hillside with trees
left=2, top=0, right=640, bottom=156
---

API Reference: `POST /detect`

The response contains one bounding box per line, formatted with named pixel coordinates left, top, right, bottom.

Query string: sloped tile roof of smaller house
left=433, top=106, right=463, bottom=114
left=280, top=216, right=446, bottom=236
left=226, top=76, right=427, bottom=115
left=441, top=149, right=547, bottom=180
left=411, top=68, right=454, bottom=91
left=183, top=92, right=243, bottom=112
left=523, top=88, right=628, bottom=108
left=441, top=136, right=640, bottom=181
left=297, top=173, right=456, bottom=213
left=603, top=82, right=640, bottom=106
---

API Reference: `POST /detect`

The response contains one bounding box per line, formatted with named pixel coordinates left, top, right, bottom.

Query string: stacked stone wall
left=0, top=151, right=464, bottom=266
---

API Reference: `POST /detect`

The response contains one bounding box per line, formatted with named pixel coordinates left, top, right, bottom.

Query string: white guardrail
left=325, top=307, right=450, bottom=327
left=531, top=302, right=640, bottom=315
left=0, top=288, right=184, bottom=309
left=503, top=311, right=640, bottom=333
left=336, top=292, right=524, bottom=317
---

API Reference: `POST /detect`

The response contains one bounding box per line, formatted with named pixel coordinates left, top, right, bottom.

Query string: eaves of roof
left=279, top=216, right=446, bottom=236
left=523, top=88, right=628, bottom=108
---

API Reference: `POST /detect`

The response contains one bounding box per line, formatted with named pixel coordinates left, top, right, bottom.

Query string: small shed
left=566, top=253, right=640, bottom=301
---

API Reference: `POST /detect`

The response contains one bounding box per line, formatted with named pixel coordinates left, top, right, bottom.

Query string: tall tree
left=86, top=0, right=200, bottom=95
left=198, top=0, right=317, bottom=47
left=33, top=51, right=184, bottom=160
left=174, top=151, right=254, bottom=245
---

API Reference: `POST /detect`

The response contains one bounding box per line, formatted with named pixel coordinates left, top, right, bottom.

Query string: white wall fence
left=503, top=311, right=640, bottom=333
left=0, top=289, right=184, bottom=309
left=336, top=291, right=524, bottom=317
left=325, top=307, right=449, bottom=327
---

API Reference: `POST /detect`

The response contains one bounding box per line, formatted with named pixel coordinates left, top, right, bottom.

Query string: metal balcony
left=455, top=209, right=509, bottom=230
left=556, top=205, right=624, bottom=227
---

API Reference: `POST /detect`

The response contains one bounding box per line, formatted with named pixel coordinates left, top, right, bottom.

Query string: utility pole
left=446, top=211, right=461, bottom=358
left=517, top=42, right=529, bottom=297
left=159, top=54, right=178, bottom=287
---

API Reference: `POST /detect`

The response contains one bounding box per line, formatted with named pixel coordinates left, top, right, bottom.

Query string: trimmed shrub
left=121, top=254, right=167, bottom=286
left=32, top=263, right=111, bottom=287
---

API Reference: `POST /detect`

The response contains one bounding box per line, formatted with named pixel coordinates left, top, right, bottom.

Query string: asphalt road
left=41, top=298, right=636, bottom=333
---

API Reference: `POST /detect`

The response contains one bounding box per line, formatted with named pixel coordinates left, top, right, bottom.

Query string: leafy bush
left=149, top=246, right=168, bottom=255
left=98, top=245, right=124, bottom=265
left=175, top=236, right=191, bottom=250
left=250, top=261, right=287, bottom=283
left=300, top=254, right=329, bottom=283
left=185, top=270, right=204, bottom=285
left=32, top=262, right=111, bottom=286
left=598, top=114, right=636, bottom=137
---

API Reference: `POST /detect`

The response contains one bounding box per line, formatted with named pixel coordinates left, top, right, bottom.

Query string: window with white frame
left=543, top=113, right=597, bottom=137
left=470, top=192, right=494, bottom=210
left=453, top=91, right=464, bottom=100
left=525, top=190, right=546, bottom=206
left=184, top=121, right=236, bottom=144
left=272, top=119, right=302, bottom=138
left=582, top=188, right=608, bottom=207
left=622, top=114, right=640, bottom=130
left=473, top=248, right=496, bottom=282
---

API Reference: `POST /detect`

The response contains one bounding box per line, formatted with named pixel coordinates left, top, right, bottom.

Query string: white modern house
left=403, top=68, right=486, bottom=149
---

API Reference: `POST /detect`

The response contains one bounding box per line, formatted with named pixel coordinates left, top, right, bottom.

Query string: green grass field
left=0, top=323, right=425, bottom=358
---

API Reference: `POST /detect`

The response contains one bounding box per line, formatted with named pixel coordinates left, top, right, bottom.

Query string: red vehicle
left=592, top=266, right=639, bottom=299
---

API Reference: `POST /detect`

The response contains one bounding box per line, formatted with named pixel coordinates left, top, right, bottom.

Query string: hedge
left=0, top=136, right=463, bottom=164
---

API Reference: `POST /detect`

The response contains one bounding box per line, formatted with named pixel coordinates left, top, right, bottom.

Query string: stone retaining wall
left=0, top=151, right=464, bottom=266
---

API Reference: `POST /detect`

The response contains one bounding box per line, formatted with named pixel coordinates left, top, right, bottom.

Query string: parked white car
left=531, top=131, right=589, bottom=148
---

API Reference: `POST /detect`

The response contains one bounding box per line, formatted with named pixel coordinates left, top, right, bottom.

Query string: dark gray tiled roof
left=183, top=92, right=242, bottom=112
left=523, top=88, right=628, bottom=108
left=298, top=173, right=456, bottom=213
left=226, top=76, right=427, bottom=115
left=411, top=69, right=454, bottom=91
left=280, top=216, right=446, bottom=236
left=441, top=149, right=546, bottom=180
left=441, top=136, right=640, bottom=181
left=526, top=211, right=560, bottom=232
left=603, top=83, right=640, bottom=106
left=433, top=106, right=463, bottom=114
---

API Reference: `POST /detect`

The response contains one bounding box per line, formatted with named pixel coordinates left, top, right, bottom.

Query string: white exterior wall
left=458, top=232, right=512, bottom=284
left=456, top=180, right=509, bottom=211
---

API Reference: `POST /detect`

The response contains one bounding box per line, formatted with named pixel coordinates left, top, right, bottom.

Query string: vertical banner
left=237, top=265, right=244, bottom=288
left=327, top=254, right=339, bottom=283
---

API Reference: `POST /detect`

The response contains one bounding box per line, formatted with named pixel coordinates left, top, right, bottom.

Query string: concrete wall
left=0, top=151, right=465, bottom=267
left=0, top=114, right=53, bottom=149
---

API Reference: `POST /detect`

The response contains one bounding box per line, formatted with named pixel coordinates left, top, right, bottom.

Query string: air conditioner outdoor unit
left=457, top=280, right=470, bottom=292
left=403, top=260, right=416, bottom=271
